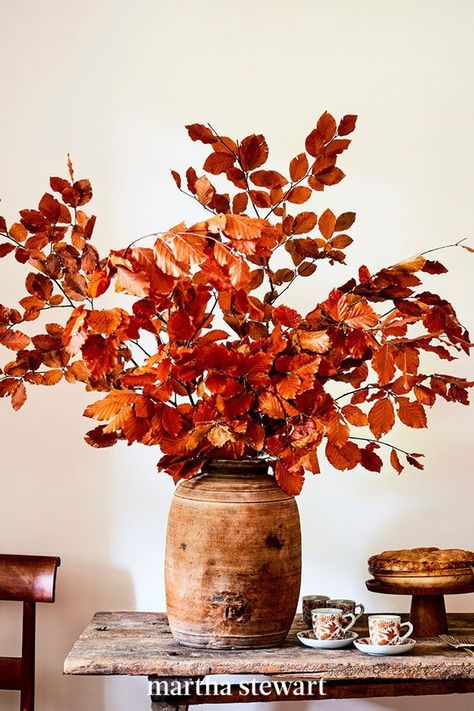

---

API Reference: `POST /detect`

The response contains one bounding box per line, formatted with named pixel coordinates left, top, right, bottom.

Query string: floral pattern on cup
left=368, top=615, right=414, bottom=646
left=312, top=607, right=356, bottom=640
left=302, top=595, right=330, bottom=628
left=327, top=599, right=365, bottom=621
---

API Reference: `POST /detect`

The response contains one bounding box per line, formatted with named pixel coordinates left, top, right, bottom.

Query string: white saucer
left=353, top=637, right=416, bottom=656
left=297, top=630, right=358, bottom=649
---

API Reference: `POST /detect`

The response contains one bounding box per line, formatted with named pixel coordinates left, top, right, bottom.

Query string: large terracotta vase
left=165, top=459, right=301, bottom=648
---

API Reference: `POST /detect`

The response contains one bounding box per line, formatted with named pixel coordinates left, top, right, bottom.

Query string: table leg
left=410, top=594, right=448, bottom=637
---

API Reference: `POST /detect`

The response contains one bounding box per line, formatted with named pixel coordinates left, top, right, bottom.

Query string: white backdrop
left=0, top=1, right=473, bottom=710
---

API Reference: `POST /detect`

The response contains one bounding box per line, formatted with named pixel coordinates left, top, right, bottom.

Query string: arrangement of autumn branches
left=1, top=113, right=472, bottom=494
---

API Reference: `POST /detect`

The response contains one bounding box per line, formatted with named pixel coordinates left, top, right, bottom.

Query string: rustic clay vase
left=165, top=459, right=301, bottom=648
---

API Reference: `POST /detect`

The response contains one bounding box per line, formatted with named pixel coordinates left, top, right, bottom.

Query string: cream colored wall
left=0, top=1, right=473, bottom=710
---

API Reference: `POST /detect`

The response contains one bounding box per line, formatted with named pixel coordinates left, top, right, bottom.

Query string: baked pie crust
left=368, top=547, right=474, bottom=589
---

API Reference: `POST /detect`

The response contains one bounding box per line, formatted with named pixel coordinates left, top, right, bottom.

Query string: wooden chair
left=0, top=554, right=61, bottom=711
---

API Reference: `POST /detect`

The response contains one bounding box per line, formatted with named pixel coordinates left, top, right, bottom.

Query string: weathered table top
left=64, top=612, right=474, bottom=680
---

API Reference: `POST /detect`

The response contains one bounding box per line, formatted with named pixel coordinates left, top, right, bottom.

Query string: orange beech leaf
left=368, top=397, right=395, bottom=439
left=298, top=330, right=330, bottom=353
left=414, top=384, right=436, bottom=406
left=390, top=448, right=404, bottom=474
left=203, top=152, right=235, bottom=175
left=360, top=443, right=382, bottom=472
left=207, top=424, right=233, bottom=447
left=0, top=329, right=30, bottom=351
left=115, top=266, right=150, bottom=297
left=338, top=114, right=357, bottom=136
left=276, top=373, right=301, bottom=399
left=392, top=254, right=426, bottom=273
left=0, top=243, right=15, bottom=258
left=341, top=404, right=368, bottom=426
left=194, top=176, right=215, bottom=205
left=293, top=211, right=317, bottom=234
left=326, top=413, right=349, bottom=446
left=185, top=123, right=215, bottom=144
left=239, top=134, right=268, bottom=171
left=84, top=390, right=143, bottom=421
left=397, top=397, right=427, bottom=428
left=275, top=461, right=304, bottom=495
left=318, top=167, right=345, bottom=186
left=335, top=212, right=356, bottom=231
left=289, top=153, right=309, bottom=181
left=250, top=170, right=287, bottom=189
left=305, top=129, right=325, bottom=157
left=258, top=392, right=285, bottom=419
left=318, top=208, right=336, bottom=238
left=287, top=186, right=312, bottom=204
left=273, top=305, right=301, bottom=327
left=344, top=301, right=378, bottom=329
left=11, top=381, right=27, bottom=411
left=224, top=214, right=260, bottom=240
left=326, top=441, right=361, bottom=470
left=372, top=345, right=395, bottom=386
left=88, top=309, right=123, bottom=335
left=317, top=112, right=337, bottom=142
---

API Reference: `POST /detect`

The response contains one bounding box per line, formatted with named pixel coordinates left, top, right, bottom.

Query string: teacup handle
left=354, top=603, right=365, bottom=619
left=399, top=620, right=413, bottom=643
left=342, top=612, right=356, bottom=633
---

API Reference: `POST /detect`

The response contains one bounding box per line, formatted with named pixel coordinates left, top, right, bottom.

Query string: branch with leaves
left=0, top=113, right=472, bottom=495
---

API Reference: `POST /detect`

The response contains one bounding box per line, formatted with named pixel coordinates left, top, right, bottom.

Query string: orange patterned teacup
left=368, top=614, right=413, bottom=646
left=312, top=607, right=356, bottom=640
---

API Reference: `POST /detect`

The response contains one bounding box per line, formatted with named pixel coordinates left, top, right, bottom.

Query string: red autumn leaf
left=185, top=123, right=216, bottom=144
left=289, top=153, right=309, bottom=181
left=338, top=114, right=358, bottom=136
left=318, top=208, right=336, bottom=238
left=250, top=170, right=287, bottom=189
left=341, top=404, right=368, bottom=426
left=170, top=170, right=181, bottom=188
left=0, top=329, right=30, bottom=351
left=298, top=330, right=330, bottom=353
left=397, top=398, right=427, bottom=428
left=115, top=267, right=150, bottom=297
left=293, top=212, right=317, bottom=234
left=167, top=310, right=193, bottom=341
left=194, top=176, right=215, bottom=205
left=318, top=167, right=345, bottom=186
left=88, top=309, right=123, bottom=335
left=372, top=345, right=395, bottom=386
left=335, top=212, right=356, bottom=231
left=414, top=384, right=436, bottom=406
left=368, top=397, right=395, bottom=439
left=85, top=425, right=119, bottom=448
left=305, top=129, right=325, bottom=157
left=326, top=441, right=361, bottom=470
left=317, top=112, right=337, bottom=141
left=273, top=305, right=301, bottom=327
left=422, top=259, right=448, bottom=274
left=258, top=392, right=285, bottom=419
left=203, top=151, right=235, bottom=175
left=232, top=192, right=248, bottom=214
left=286, top=186, right=312, bottom=204
left=0, top=243, right=15, bottom=258
left=11, top=381, right=27, bottom=411
left=360, top=444, right=382, bottom=472
left=239, top=134, right=269, bottom=171
left=390, top=449, right=404, bottom=474
left=275, top=461, right=304, bottom=495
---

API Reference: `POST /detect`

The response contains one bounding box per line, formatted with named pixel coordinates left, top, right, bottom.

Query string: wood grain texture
left=64, top=612, right=474, bottom=679
left=0, top=554, right=61, bottom=603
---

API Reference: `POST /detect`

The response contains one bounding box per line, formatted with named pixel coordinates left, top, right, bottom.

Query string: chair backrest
left=0, top=554, right=61, bottom=603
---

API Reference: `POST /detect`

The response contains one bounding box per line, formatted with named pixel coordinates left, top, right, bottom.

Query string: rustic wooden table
left=64, top=612, right=474, bottom=710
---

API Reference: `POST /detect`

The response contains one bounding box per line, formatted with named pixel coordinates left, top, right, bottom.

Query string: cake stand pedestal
left=366, top=579, right=474, bottom=637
